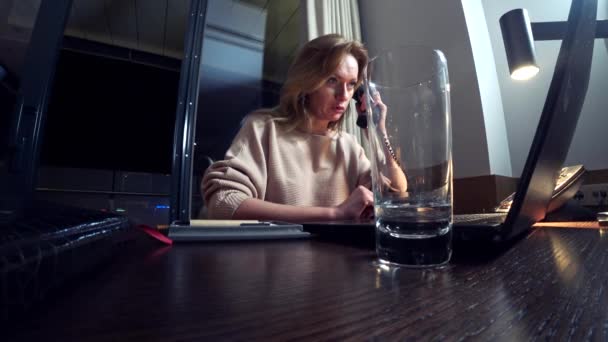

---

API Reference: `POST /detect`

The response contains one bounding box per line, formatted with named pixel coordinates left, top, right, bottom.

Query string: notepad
left=190, top=220, right=266, bottom=227
left=168, top=220, right=310, bottom=241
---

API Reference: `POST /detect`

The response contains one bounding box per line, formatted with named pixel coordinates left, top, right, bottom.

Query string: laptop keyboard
left=0, top=202, right=130, bottom=245
left=454, top=212, right=507, bottom=224
left=0, top=201, right=132, bottom=324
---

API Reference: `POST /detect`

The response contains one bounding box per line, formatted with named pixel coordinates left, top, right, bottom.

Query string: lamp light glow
left=511, top=65, right=540, bottom=80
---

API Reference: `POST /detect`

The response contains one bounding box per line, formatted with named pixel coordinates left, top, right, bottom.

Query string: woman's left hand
left=357, top=91, right=388, bottom=133
left=371, top=90, right=388, bottom=133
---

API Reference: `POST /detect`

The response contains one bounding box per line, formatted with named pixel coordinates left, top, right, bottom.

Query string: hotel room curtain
left=300, top=0, right=370, bottom=156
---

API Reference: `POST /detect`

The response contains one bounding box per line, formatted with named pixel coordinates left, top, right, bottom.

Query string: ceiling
left=1, top=0, right=300, bottom=81
left=65, top=0, right=189, bottom=59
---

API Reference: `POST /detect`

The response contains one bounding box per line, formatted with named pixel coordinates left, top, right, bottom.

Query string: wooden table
left=8, top=226, right=608, bottom=341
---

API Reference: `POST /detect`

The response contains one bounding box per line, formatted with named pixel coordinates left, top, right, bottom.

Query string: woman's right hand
left=334, top=186, right=374, bottom=220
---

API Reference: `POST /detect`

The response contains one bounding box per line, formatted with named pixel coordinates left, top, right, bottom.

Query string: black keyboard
left=454, top=212, right=507, bottom=225
left=1, top=201, right=133, bottom=324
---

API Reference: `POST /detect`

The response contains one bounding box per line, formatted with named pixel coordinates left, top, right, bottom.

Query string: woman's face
left=306, top=54, right=359, bottom=132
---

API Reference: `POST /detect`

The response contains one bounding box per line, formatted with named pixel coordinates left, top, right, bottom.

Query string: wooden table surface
left=8, top=226, right=608, bottom=341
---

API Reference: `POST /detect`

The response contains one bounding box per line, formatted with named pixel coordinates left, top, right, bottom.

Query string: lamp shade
left=500, top=9, right=539, bottom=80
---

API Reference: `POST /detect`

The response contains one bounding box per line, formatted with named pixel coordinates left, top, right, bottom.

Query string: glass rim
left=369, top=78, right=441, bottom=93
left=370, top=44, right=447, bottom=65
left=366, top=45, right=448, bottom=91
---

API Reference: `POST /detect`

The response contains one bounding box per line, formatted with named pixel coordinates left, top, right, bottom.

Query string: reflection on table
left=7, top=225, right=608, bottom=341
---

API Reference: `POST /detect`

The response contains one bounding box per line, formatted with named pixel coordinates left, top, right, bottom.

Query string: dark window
left=41, top=50, right=179, bottom=174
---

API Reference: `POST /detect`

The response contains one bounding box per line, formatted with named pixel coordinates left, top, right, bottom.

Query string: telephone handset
left=495, top=164, right=586, bottom=213
left=353, top=84, right=380, bottom=129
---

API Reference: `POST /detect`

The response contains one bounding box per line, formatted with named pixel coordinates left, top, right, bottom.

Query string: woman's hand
left=334, top=185, right=374, bottom=220
left=357, top=90, right=388, bottom=133
left=370, top=90, right=388, bottom=133
left=358, top=89, right=408, bottom=193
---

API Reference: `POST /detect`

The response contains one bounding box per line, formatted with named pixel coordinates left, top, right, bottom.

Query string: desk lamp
left=500, top=3, right=608, bottom=81
left=500, top=9, right=539, bottom=80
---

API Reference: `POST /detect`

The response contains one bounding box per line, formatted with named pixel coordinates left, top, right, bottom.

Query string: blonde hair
left=271, top=34, right=368, bottom=132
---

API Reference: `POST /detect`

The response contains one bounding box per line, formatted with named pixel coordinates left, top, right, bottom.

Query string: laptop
left=1, top=2, right=132, bottom=324
left=304, top=0, right=597, bottom=243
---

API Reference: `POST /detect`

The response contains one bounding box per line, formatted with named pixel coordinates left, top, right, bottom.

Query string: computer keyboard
left=1, top=202, right=132, bottom=324
left=454, top=212, right=507, bottom=224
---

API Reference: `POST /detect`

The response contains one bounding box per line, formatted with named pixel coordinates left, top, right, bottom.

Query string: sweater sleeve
left=201, top=114, right=270, bottom=219
left=356, top=140, right=372, bottom=190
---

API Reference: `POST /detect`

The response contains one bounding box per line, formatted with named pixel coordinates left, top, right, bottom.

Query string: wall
left=481, top=0, right=608, bottom=175
left=461, top=0, right=512, bottom=177
left=195, top=0, right=266, bottom=162
left=192, top=0, right=267, bottom=216
left=358, top=0, right=512, bottom=179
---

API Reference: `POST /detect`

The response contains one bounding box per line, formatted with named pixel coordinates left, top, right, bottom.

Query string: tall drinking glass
left=364, top=46, right=452, bottom=267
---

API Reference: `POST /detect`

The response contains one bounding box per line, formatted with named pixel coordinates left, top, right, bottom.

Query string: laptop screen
left=503, top=0, right=596, bottom=240
left=0, top=2, right=42, bottom=205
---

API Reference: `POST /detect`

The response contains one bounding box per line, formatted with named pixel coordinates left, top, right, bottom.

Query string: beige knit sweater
left=202, top=111, right=372, bottom=219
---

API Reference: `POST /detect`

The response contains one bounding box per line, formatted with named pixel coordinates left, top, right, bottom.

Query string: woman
left=202, top=33, right=406, bottom=221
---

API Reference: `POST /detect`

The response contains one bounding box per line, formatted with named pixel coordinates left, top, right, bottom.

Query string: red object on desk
left=137, top=224, right=173, bottom=245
